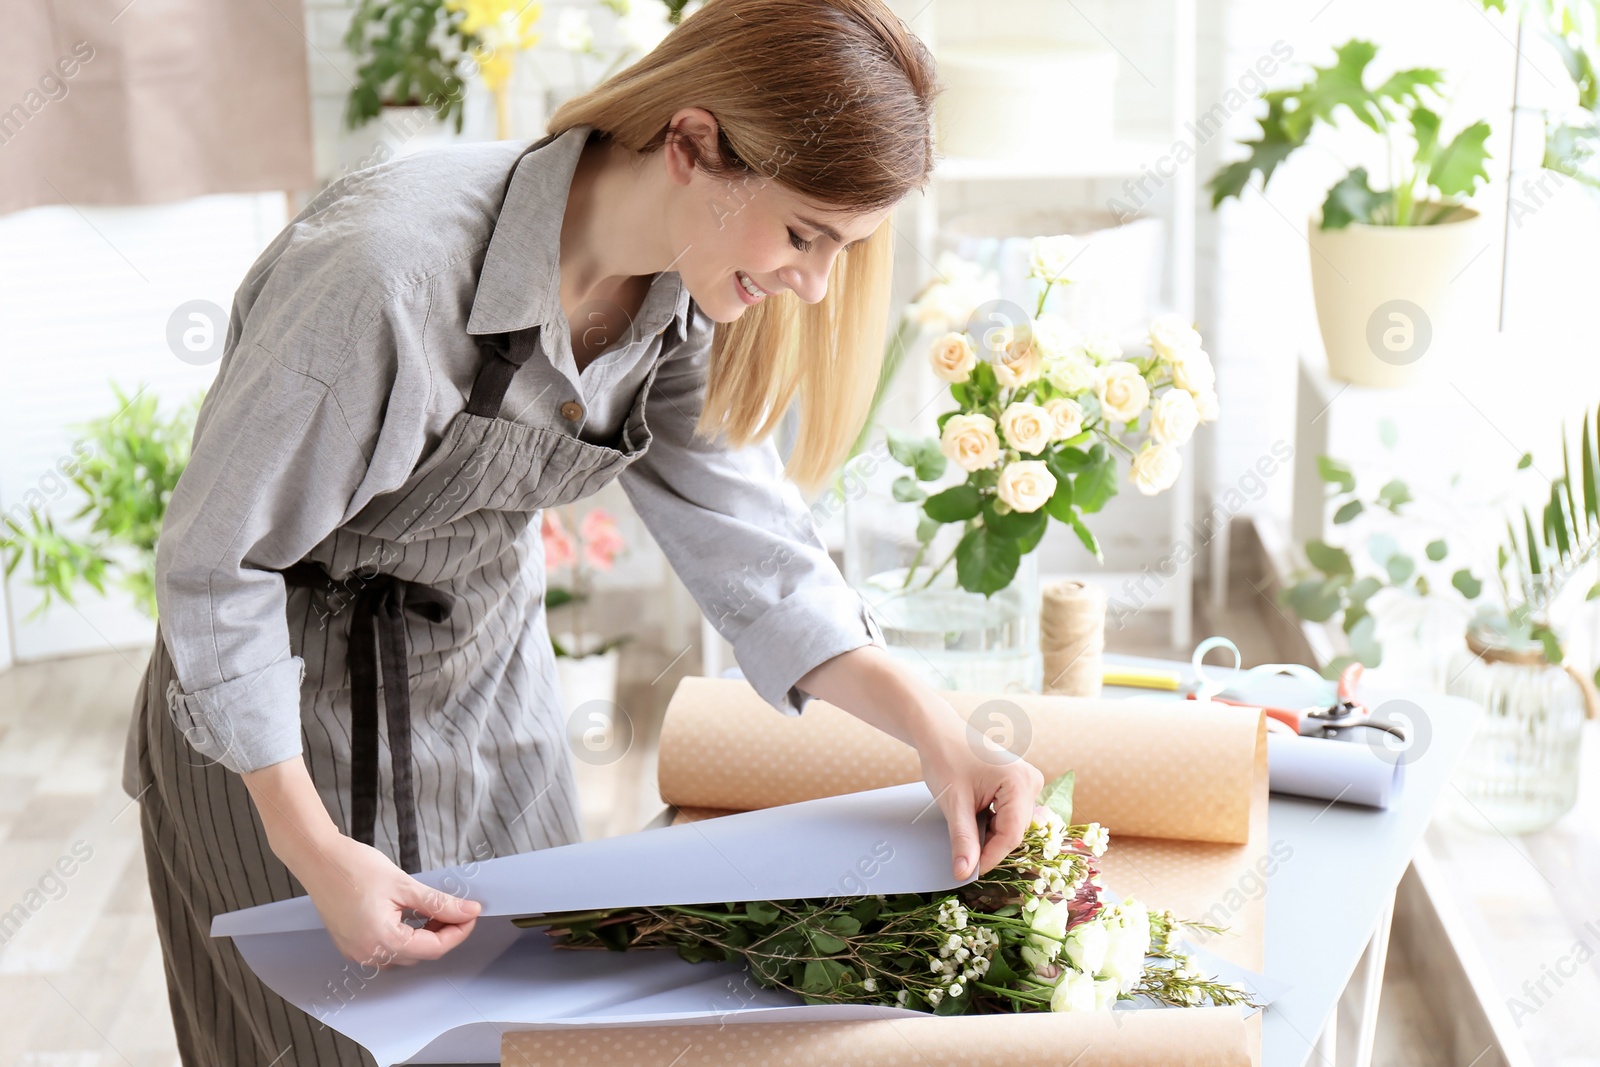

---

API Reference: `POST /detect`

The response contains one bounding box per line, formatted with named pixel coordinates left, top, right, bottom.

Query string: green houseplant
left=343, top=0, right=480, bottom=134
left=1209, top=40, right=1494, bottom=388
left=0, top=385, right=199, bottom=619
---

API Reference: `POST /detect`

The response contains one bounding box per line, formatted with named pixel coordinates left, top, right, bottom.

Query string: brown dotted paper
left=506, top=676, right=1271, bottom=1067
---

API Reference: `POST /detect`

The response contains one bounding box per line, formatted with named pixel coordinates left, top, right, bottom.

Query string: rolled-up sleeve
left=619, top=311, right=887, bottom=717
left=154, top=335, right=379, bottom=775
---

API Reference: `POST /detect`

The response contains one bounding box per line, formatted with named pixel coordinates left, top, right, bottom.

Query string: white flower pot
left=554, top=632, right=621, bottom=738
left=1305, top=206, right=1487, bottom=389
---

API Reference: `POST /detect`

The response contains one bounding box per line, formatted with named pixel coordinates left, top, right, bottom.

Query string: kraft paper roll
left=503, top=1005, right=1250, bottom=1066
left=656, top=676, right=1259, bottom=845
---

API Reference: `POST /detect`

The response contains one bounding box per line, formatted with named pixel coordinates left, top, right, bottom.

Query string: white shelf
left=933, top=139, right=1172, bottom=181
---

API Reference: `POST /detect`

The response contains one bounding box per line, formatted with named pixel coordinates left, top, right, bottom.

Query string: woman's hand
left=797, top=644, right=1045, bottom=881
left=242, top=757, right=482, bottom=967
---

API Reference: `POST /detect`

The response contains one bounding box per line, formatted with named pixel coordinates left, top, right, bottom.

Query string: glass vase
left=843, top=472, right=1042, bottom=695
left=1445, top=624, right=1590, bottom=833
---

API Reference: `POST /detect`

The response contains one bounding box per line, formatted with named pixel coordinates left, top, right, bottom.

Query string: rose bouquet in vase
left=543, top=506, right=634, bottom=745
left=845, top=237, right=1217, bottom=693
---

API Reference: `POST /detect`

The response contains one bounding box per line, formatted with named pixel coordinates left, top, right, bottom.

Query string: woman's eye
left=788, top=228, right=813, bottom=253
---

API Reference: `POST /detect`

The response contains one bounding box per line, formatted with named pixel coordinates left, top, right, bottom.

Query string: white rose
left=988, top=323, right=1044, bottom=387
left=1029, top=234, right=1089, bottom=287
left=1063, top=919, right=1109, bottom=976
left=1170, top=347, right=1216, bottom=395
left=999, top=402, right=1054, bottom=455
left=1080, top=329, right=1123, bottom=364
left=928, top=332, right=977, bottom=383
left=1099, top=900, right=1151, bottom=993
left=940, top=413, right=1001, bottom=472
left=1049, top=968, right=1099, bottom=1012
left=1149, top=389, right=1200, bottom=447
left=1129, top=440, right=1182, bottom=496
left=1094, top=976, right=1121, bottom=1010
left=1194, top=388, right=1220, bottom=423
left=996, top=460, right=1057, bottom=514
left=1095, top=362, right=1150, bottom=424
left=1030, top=316, right=1080, bottom=361
left=1148, top=313, right=1202, bottom=362
left=1043, top=397, right=1084, bottom=441
left=1044, top=351, right=1096, bottom=396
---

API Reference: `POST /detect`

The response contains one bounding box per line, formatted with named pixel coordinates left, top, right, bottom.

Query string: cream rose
left=1063, top=918, right=1110, bottom=976
left=1149, top=389, right=1199, bottom=447
left=1099, top=899, right=1152, bottom=994
left=997, top=460, right=1057, bottom=513
left=928, top=331, right=976, bottom=383
left=1094, top=361, right=1150, bottom=424
left=1044, top=397, right=1084, bottom=441
left=1148, top=313, right=1202, bottom=362
left=988, top=324, right=1044, bottom=387
left=1028, top=234, right=1088, bottom=287
left=1194, top=388, right=1220, bottom=423
left=1044, top=351, right=1095, bottom=396
left=1030, top=315, right=1079, bottom=361
left=999, top=402, right=1054, bottom=455
left=1080, top=329, right=1123, bottom=364
left=1129, top=440, right=1182, bottom=496
left=1049, top=969, right=1099, bottom=1012
left=940, top=413, right=1001, bottom=472
left=1170, top=347, right=1216, bottom=395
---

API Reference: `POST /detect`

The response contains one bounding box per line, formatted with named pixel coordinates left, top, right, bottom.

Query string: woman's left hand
left=797, top=644, right=1045, bottom=881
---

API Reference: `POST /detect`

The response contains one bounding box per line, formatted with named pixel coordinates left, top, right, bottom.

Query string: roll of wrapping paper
left=1040, top=578, right=1108, bottom=697
left=507, top=676, right=1271, bottom=1067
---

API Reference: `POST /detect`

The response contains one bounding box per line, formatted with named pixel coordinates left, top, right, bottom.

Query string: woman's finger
left=975, top=771, right=1036, bottom=874
left=938, top=787, right=981, bottom=880
left=398, top=878, right=482, bottom=926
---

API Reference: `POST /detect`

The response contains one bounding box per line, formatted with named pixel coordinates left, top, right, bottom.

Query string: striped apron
left=129, top=285, right=675, bottom=1064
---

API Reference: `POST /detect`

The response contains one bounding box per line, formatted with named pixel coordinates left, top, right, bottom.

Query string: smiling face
left=660, top=109, right=896, bottom=323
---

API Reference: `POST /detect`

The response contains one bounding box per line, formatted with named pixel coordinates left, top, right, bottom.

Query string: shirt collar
left=467, top=123, right=692, bottom=345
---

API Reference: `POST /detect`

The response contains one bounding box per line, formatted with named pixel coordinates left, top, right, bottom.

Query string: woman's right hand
left=288, top=831, right=482, bottom=966
left=242, top=757, right=482, bottom=967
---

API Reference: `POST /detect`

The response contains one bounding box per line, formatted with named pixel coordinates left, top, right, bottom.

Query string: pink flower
left=542, top=510, right=576, bottom=570
left=579, top=508, right=626, bottom=571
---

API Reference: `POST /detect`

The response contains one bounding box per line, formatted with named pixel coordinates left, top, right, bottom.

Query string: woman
left=122, top=1, right=1044, bottom=1063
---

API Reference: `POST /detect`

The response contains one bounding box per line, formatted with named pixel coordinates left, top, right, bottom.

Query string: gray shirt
left=141, top=122, right=887, bottom=781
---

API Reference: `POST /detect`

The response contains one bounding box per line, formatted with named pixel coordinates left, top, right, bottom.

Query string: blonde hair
left=546, top=0, right=938, bottom=495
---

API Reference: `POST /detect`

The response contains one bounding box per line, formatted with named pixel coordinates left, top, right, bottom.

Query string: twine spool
left=1040, top=579, right=1106, bottom=697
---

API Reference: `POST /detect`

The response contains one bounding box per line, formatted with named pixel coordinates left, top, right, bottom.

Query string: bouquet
left=889, top=236, right=1219, bottom=596
left=512, top=770, right=1257, bottom=1015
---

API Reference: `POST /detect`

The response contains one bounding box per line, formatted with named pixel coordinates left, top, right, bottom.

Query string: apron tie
left=280, top=561, right=454, bottom=874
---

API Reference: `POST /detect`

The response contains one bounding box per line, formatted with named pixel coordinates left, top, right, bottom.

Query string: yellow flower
left=449, top=0, right=544, bottom=91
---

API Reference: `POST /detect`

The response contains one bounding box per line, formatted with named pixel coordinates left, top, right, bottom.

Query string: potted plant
left=1209, top=39, right=1493, bottom=388
left=1283, top=415, right=1599, bottom=832
left=541, top=505, right=633, bottom=740
left=844, top=237, right=1216, bottom=694
left=341, top=0, right=483, bottom=170
left=0, top=384, right=199, bottom=623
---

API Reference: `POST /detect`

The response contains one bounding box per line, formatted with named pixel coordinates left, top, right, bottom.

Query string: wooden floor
left=0, top=593, right=1449, bottom=1067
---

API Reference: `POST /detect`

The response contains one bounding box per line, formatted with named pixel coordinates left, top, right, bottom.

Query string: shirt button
left=560, top=400, right=584, bottom=421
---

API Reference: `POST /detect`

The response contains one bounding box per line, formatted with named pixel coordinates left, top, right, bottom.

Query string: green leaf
left=1385, top=553, right=1415, bottom=583
left=1333, top=499, right=1365, bottom=524
left=923, top=484, right=982, bottom=523
left=954, top=526, right=1021, bottom=596
left=1517, top=452, right=1534, bottom=469
left=1317, top=455, right=1356, bottom=493
left=1534, top=625, right=1563, bottom=665
left=1321, top=167, right=1392, bottom=228
left=1285, top=577, right=1342, bottom=622
left=1452, top=569, right=1483, bottom=599
left=1044, top=477, right=1076, bottom=523
left=1068, top=513, right=1103, bottom=562
left=1377, top=479, right=1413, bottom=511
left=1583, top=414, right=1598, bottom=534
left=1072, top=446, right=1118, bottom=514
left=1321, top=654, right=1361, bottom=681
left=1429, top=121, right=1493, bottom=200
left=886, top=428, right=925, bottom=469
left=1347, top=575, right=1384, bottom=610
left=745, top=901, right=780, bottom=925
left=1372, top=66, right=1445, bottom=114
left=1410, top=106, right=1442, bottom=171
left=807, top=929, right=849, bottom=955
left=982, top=495, right=1048, bottom=550
left=892, top=475, right=926, bottom=503
left=1038, top=770, right=1076, bottom=825
left=915, top=513, right=942, bottom=544
left=1305, top=539, right=1354, bottom=576
left=1426, top=539, right=1448, bottom=561
left=1348, top=614, right=1383, bottom=667
left=1207, top=94, right=1304, bottom=205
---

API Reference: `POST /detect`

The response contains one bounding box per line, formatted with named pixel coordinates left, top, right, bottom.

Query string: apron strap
left=282, top=562, right=454, bottom=873
left=464, top=330, right=535, bottom=419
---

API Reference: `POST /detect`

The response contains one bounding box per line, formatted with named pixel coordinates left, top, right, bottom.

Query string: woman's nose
left=781, top=253, right=836, bottom=304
